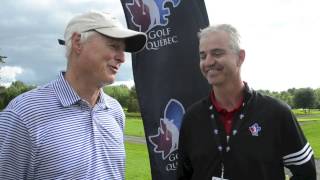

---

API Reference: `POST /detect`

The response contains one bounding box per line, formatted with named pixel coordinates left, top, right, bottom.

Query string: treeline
left=258, top=88, right=320, bottom=110
left=1, top=81, right=320, bottom=112
left=103, top=85, right=140, bottom=112
left=0, top=81, right=35, bottom=109
left=0, top=81, right=140, bottom=112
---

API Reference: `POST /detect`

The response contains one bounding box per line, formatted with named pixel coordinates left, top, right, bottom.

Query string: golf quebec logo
left=125, top=0, right=181, bottom=51
left=148, top=99, right=185, bottom=171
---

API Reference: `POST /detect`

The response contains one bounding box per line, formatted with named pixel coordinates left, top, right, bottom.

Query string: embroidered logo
left=249, top=123, right=261, bottom=136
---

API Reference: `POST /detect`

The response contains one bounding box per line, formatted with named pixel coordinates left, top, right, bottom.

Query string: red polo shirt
left=210, top=91, right=243, bottom=135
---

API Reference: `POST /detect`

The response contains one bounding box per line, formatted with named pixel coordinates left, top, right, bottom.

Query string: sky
left=0, top=0, right=319, bottom=92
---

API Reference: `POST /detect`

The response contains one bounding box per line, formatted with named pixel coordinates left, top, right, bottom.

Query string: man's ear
left=237, top=49, right=245, bottom=66
left=71, top=32, right=82, bottom=54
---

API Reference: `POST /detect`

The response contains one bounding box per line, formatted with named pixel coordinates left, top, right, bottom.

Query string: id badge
left=212, top=176, right=229, bottom=180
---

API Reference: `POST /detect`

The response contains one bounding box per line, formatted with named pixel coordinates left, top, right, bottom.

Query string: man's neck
left=64, top=70, right=100, bottom=107
left=212, top=80, right=245, bottom=111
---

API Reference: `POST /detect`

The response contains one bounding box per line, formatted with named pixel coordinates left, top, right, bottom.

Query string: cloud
left=0, top=0, right=124, bottom=86
left=0, top=66, right=23, bottom=87
left=205, top=0, right=320, bottom=91
left=0, top=0, right=319, bottom=91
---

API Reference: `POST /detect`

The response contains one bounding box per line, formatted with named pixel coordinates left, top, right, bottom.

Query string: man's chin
left=99, top=79, right=115, bottom=88
left=208, top=80, right=222, bottom=87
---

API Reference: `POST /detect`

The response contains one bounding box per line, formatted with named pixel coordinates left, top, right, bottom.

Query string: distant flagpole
left=121, top=0, right=210, bottom=179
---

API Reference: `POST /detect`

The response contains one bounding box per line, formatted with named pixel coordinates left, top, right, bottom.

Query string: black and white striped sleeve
left=281, top=108, right=316, bottom=180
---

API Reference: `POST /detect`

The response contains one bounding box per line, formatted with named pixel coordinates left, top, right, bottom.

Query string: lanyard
left=208, top=99, right=249, bottom=179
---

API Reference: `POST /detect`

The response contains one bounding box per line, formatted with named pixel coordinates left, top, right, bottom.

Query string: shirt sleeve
left=280, top=108, right=316, bottom=180
left=0, top=109, right=34, bottom=179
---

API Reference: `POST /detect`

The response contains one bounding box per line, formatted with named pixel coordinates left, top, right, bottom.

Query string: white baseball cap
left=59, top=11, right=147, bottom=53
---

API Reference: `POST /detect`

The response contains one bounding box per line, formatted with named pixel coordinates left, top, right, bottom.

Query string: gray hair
left=198, top=24, right=241, bottom=53
left=64, top=31, right=96, bottom=58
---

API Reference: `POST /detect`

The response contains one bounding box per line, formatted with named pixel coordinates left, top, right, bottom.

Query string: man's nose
left=204, top=54, right=215, bottom=66
left=115, top=51, right=125, bottom=63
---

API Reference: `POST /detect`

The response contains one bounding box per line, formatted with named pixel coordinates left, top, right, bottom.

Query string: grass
left=124, top=110, right=319, bottom=179
left=125, top=111, right=142, bottom=118
left=295, top=109, right=320, bottom=122
left=124, top=109, right=320, bottom=159
left=125, top=117, right=145, bottom=137
left=125, top=142, right=151, bottom=180
left=293, top=109, right=320, bottom=116
left=300, top=121, right=320, bottom=158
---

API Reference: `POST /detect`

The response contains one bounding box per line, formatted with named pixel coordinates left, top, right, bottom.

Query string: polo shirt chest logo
left=249, top=123, right=261, bottom=136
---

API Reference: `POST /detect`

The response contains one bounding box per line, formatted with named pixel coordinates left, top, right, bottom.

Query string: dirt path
left=125, top=135, right=146, bottom=144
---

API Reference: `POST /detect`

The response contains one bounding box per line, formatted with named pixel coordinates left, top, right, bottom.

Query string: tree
left=293, top=88, right=316, bottom=113
left=127, top=86, right=140, bottom=112
left=0, top=81, right=35, bottom=109
left=0, top=52, right=6, bottom=80
left=0, top=86, right=5, bottom=109
left=314, top=88, right=320, bottom=109
left=103, top=85, right=140, bottom=112
left=279, top=91, right=294, bottom=108
left=104, top=85, right=130, bottom=108
left=258, top=90, right=294, bottom=108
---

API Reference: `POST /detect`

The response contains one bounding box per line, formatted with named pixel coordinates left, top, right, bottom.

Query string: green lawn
left=293, top=109, right=320, bottom=116
left=125, top=142, right=151, bottom=180
left=292, top=109, right=320, bottom=122
left=300, top=121, right=320, bottom=158
left=124, top=110, right=319, bottom=179
left=125, top=117, right=145, bottom=137
left=124, top=109, right=320, bottom=159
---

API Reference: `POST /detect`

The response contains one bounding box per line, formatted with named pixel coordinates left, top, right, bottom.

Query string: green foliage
left=258, top=87, right=320, bottom=110
left=0, top=81, right=35, bottom=109
left=127, top=86, right=140, bottom=112
left=0, top=86, right=5, bottom=109
left=103, top=85, right=140, bottom=112
left=314, top=88, right=320, bottom=109
left=293, top=88, right=316, bottom=111
left=125, top=142, right=151, bottom=180
left=104, top=85, right=130, bottom=107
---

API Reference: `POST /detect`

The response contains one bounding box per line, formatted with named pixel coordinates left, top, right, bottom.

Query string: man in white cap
left=0, top=11, right=146, bottom=179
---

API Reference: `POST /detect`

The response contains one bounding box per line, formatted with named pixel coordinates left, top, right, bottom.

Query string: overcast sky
left=0, top=0, right=319, bottom=91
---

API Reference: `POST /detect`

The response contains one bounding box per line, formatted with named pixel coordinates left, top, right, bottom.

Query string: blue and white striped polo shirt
left=0, top=72, right=125, bottom=180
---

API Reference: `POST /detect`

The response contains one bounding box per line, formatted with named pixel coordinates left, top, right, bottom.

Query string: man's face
left=199, top=31, right=242, bottom=86
left=77, top=32, right=125, bottom=87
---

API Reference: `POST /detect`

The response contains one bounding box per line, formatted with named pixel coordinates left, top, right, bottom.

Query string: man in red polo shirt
left=176, top=24, right=316, bottom=180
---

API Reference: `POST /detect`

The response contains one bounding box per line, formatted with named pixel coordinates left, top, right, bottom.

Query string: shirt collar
left=210, top=88, right=244, bottom=114
left=53, top=72, right=110, bottom=109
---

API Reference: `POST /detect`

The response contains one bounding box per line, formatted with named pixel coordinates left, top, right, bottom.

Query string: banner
left=121, top=0, right=210, bottom=179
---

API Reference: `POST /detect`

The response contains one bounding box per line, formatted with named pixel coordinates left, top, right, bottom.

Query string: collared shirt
left=0, top=72, right=125, bottom=180
left=210, top=90, right=243, bottom=135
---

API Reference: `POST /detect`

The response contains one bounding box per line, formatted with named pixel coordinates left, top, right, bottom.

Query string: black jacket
left=177, top=85, right=316, bottom=180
